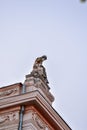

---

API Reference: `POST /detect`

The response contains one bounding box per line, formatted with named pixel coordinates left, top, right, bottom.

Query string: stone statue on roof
left=31, top=55, right=49, bottom=84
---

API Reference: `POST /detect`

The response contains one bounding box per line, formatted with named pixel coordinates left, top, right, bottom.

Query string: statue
left=31, top=55, right=49, bottom=84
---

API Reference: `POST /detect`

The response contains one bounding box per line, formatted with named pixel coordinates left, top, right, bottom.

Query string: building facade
left=0, top=56, right=71, bottom=130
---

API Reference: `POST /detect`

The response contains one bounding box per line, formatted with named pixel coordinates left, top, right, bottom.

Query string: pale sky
left=0, top=1, right=87, bottom=130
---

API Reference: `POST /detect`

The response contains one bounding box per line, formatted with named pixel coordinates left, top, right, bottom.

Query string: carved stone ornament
left=32, top=112, right=49, bottom=130
left=0, top=88, right=18, bottom=97
left=0, top=112, right=18, bottom=124
left=31, top=55, right=49, bottom=84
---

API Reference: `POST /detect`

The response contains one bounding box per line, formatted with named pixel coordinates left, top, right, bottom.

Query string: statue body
left=31, top=55, right=49, bottom=84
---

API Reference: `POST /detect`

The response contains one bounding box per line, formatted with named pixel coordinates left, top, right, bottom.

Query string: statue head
left=41, top=55, right=47, bottom=61
left=35, top=55, right=47, bottom=64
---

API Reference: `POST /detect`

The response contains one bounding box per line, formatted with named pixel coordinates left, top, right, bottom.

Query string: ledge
left=0, top=90, right=71, bottom=130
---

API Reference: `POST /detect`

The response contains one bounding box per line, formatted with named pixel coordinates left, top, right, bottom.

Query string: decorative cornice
left=0, top=90, right=71, bottom=130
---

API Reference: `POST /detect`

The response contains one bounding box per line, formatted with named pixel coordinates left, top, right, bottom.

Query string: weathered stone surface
left=0, top=87, right=71, bottom=130
left=0, top=83, right=22, bottom=99
left=31, top=55, right=49, bottom=84
left=24, top=76, right=54, bottom=105
left=0, top=106, right=20, bottom=130
left=23, top=106, right=52, bottom=130
left=0, top=73, right=71, bottom=130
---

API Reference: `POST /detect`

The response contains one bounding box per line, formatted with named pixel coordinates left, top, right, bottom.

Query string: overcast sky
left=0, top=1, right=87, bottom=130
